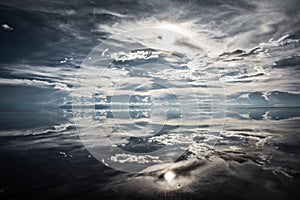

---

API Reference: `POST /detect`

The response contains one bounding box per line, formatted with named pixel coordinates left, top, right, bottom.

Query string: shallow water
left=0, top=0, right=300, bottom=199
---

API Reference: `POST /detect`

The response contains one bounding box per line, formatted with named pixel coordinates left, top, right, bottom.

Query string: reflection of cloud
left=111, top=153, right=161, bottom=164
left=228, top=91, right=300, bottom=107
left=248, top=108, right=300, bottom=120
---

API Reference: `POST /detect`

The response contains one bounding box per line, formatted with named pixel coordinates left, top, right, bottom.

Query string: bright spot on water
left=164, top=171, right=176, bottom=181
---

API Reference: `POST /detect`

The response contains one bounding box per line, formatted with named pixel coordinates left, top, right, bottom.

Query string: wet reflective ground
left=0, top=107, right=299, bottom=199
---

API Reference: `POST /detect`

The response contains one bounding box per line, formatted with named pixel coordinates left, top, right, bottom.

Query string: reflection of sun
left=164, top=171, right=176, bottom=181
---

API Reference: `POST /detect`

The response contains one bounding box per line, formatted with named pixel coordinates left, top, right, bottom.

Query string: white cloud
left=1, top=24, right=13, bottom=31
left=0, top=78, right=72, bottom=91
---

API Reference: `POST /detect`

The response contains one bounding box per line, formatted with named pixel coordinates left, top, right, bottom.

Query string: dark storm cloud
left=0, top=0, right=299, bottom=65
left=0, top=5, right=58, bottom=63
left=0, top=1, right=121, bottom=64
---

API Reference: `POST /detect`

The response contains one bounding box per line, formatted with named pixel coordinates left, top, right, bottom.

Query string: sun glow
left=157, top=23, right=187, bottom=35
left=164, top=171, right=176, bottom=181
